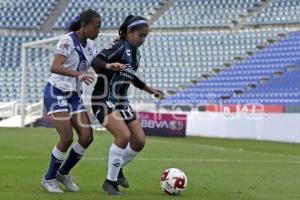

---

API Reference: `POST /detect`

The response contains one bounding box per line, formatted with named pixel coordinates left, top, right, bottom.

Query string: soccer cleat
left=56, top=171, right=79, bottom=192
left=41, top=178, right=64, bottom=193
left=117, top=168, right=129, bottom=188
left=102, top=179, right=121, bottom=195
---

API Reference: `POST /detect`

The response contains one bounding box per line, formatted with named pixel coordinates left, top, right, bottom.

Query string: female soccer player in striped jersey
left=91, top=15, right=164, bottom=195
left=41, top=9, right=101, bottom=193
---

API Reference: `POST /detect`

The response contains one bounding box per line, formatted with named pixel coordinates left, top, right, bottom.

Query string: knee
left=116, top=132, right=131, bottom=147
left=61, top=137, right=73, bottom=147
left=136, top=138, right=145, bottom=151
left=84, top=134, right=94, bottom=146
left=79, top=129, right=94, bottom=147
left=132, top=136, right=145, bottom=152
left=120, top=133, right=131, bottom=144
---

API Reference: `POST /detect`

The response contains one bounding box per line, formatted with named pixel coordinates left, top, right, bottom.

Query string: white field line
left=149, top=139, right=300, bottom=159
left=149, top=139, right=227, bottom=151
left=0, top=156, right=300, bottom=164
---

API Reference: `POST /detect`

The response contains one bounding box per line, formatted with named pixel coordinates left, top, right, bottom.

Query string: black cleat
left=117, top=168, right=129, bottom=188
left=102, top=179, right=121, bottom=195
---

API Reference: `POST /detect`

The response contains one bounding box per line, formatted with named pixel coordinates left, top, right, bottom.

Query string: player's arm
left=51, top=54, right=94, bottom=85
left=132, top=74, right=164, bottom=99
left=91, top=56, right=124, bottom=73
left=91, top=41, right=125, bottom=73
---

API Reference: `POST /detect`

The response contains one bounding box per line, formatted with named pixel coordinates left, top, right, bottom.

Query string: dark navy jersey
left=93, top=39, right=141, bottom=104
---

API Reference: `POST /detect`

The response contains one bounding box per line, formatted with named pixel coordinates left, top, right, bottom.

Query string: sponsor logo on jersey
left=120, top=72, right=134, bottom=80
left=59, top=40, right=70, bottom=51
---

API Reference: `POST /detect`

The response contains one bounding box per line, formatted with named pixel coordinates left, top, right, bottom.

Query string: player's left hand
left=78, top=72, right=95, bottom=85
left=150, top=88, right=165, bottom=99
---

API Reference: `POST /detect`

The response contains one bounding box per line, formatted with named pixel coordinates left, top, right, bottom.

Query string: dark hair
left=118, top=15, right=148, bottom=39
left=66, top=9, right=101, bottom=32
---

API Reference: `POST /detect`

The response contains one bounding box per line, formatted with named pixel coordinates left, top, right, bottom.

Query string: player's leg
left=42, top=112, right=73, bottom=193
left=117, top=118, right=145, bottom=188
left=56, top=93, right=93, bottom=192
left=93, top=103, right=130, bottom=194
left=115, top=106, right=144, bottom=188
left=124, top=119, right=145, bottom=165
left=102, top=111, right=131, bottom=195
left=42, top=83, right=74, bottom=193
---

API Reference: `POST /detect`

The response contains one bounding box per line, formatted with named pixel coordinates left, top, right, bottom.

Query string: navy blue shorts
left=44, top=82, right=86, bottom=115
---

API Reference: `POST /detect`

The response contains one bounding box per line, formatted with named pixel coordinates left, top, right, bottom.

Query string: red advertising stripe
left=205, top=104, right=284, bottom=113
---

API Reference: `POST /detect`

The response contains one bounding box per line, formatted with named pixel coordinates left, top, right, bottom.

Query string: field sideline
left=0, top=127, right=300, bottom=200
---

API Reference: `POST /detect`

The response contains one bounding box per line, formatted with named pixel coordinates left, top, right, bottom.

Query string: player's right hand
left=105, top=62, right=124, bottom=71
left=78, top=72, right=95, bottom=85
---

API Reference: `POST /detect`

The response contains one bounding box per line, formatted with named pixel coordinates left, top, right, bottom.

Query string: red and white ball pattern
left=160, top=168, right=187, bottom=195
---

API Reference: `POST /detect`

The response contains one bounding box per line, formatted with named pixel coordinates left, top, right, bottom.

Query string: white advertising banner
left=186, top=112, right=300, bottom=143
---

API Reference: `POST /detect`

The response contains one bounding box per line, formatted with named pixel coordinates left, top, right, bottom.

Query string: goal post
left=20, top=35, right=62, bottom=127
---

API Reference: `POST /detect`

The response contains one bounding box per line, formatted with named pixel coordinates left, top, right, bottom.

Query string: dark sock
left=58, top=148, right=82, bottom=175
left=44, top=154, right=63, bottom=180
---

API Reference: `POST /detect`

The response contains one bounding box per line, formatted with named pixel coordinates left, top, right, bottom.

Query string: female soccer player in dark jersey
left=41, top=9, right=101, bottom=193
left=91, top=15, right=164, bottom=195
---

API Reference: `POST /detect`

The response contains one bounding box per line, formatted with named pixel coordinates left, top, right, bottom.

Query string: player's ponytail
left=65, top=9, right=101, bottom=32
left=65, top=16, right=81, bottom=32
left=119, top=15, right=148, bottom=39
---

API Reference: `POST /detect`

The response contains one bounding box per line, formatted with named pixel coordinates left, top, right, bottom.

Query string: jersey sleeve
left=98, top=40, right=124, bottom=62
left=56, top=36, right=73, bottom=57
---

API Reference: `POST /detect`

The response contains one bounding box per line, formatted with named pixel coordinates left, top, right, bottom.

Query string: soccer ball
left=160, top=168, right=187, bottom=195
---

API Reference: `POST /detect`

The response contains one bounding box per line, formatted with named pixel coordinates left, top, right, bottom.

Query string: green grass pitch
left=0, top=127, right=300, bottom=200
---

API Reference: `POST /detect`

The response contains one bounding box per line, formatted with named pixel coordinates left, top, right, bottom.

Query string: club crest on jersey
left=86, top=47, right=93, bottom=55
left=126, top=49, right=131, bottom=56
left=78, top=60, right=88, bottom=71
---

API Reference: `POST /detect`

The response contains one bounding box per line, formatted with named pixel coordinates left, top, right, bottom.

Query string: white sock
left=72, top=141, right=86, bottom=156
left=52, top=146, right=65, bottom=160
left=107, top=143, right=125, bottom=181
left=122, top=144, right=139, bottom=167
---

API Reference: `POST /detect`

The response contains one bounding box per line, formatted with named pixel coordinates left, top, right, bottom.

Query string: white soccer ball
left=160, top=168, right=187, bottom=195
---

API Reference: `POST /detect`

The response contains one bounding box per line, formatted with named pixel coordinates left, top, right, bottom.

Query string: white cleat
left=56, top=172, right=79, bottom=192
left=41, top=178, right=64, bottom=193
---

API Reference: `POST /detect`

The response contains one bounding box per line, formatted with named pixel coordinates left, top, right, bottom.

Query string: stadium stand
left=226, top=31, right=300, bottom=105
left=0, top=33, right=53, bottom=103
left=247, top=0, right=300, bottom=25
left=53, top=0, right=166, bottom=29
left=160, top=30, right=300, bottom=107
left=133, top=28, right=286, bottom=102
left=153, top=0, right=261, bottom=28
left=0, top=28, right=285, bottom=104
left=0, top=0, right=57, bottom=29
